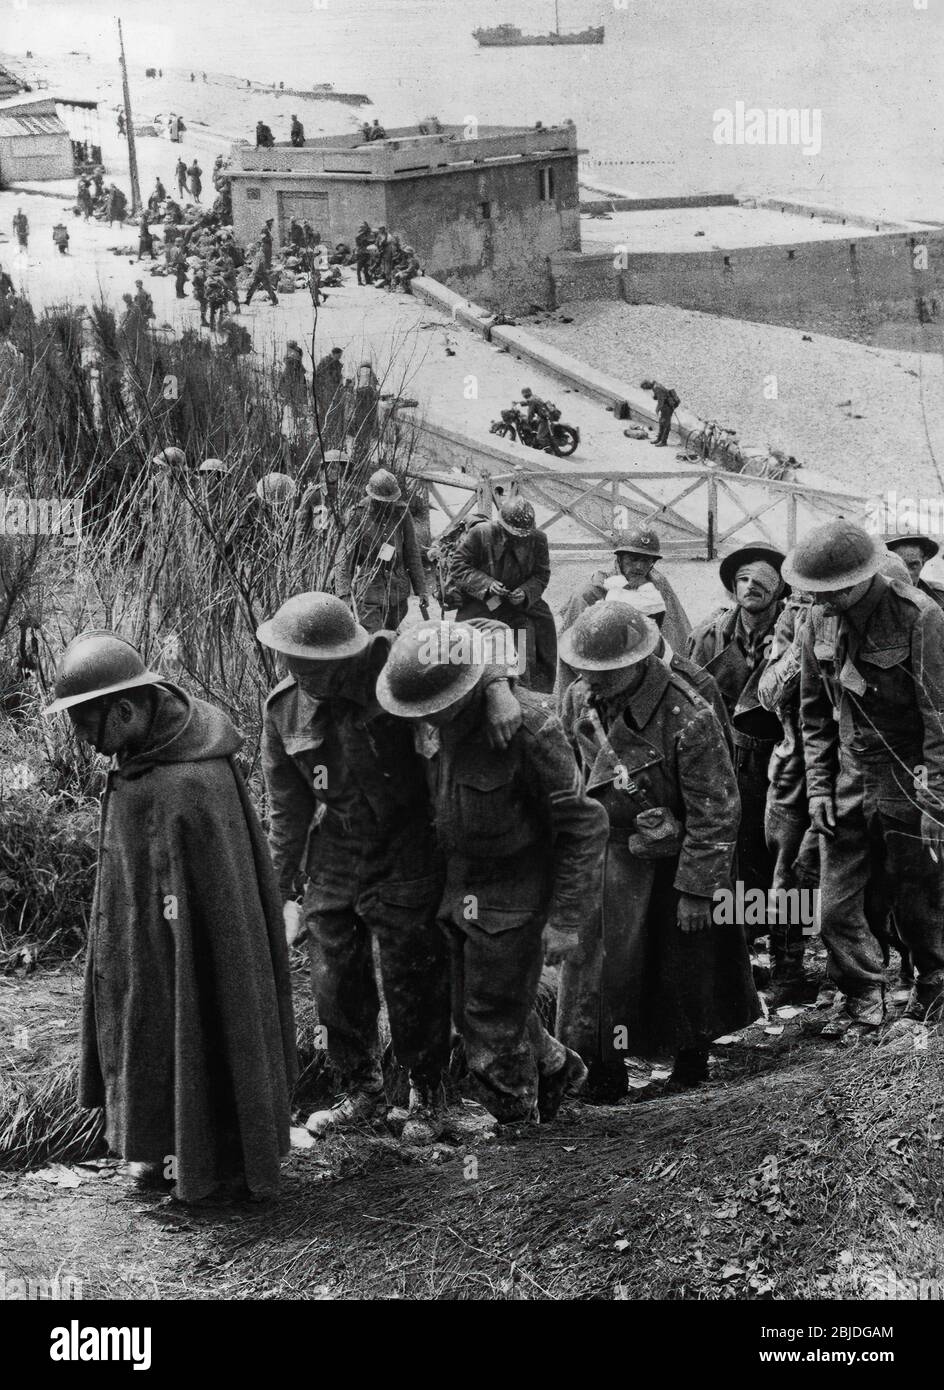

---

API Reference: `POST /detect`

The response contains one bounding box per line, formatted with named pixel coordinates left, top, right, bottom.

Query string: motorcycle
left=489, top=403, right=580, bottom=457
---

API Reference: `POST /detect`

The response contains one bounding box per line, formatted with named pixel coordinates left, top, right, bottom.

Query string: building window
left=480, top=200, right=492, bottom=219
left=538, top=166, right=555, bottom=203
left=247, top=187, right=261, bottom=201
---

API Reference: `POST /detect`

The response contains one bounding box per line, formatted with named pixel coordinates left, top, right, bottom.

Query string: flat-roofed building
left=228, top=122, right=582, bottom=310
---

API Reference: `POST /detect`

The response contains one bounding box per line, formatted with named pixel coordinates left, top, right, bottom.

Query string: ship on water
left=473, top=3, right=604, bottom=46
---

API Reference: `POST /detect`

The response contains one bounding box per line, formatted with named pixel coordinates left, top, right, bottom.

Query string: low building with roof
left=228, top=121, right=582, bottom=310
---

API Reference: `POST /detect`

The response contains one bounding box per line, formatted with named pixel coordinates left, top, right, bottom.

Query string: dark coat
left=452, top=520, right=557, bottom=692
left=79, top=686, right=297, bottom=1201
left=557, top=660, right=758, bottom=1061
left=800, top=574, right=944, bottom=811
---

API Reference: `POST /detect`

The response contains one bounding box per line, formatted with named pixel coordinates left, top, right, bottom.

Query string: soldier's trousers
left=819, top=758, right=944, bottom=998
left=733, top=736, right=777, bottom=936
left=245, top=268, right=278, bottom=304
left=438, top=854, right=566, bottom=1124
left=303, top=825, right=450, bottom=1090
left=764, top=803, right=819, bottom=970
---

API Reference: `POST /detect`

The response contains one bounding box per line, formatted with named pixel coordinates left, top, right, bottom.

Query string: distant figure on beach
left=188, top=160, right=203, bottom=202
left=290, top=114, right=305, bottom=146
left=175, top=157, right=187, bottom=197
left=255, top=121, right=275, bottom=148
left=137, top=213, right=156, bottom=261
left=190, top=71, right=195, bottom=82
left=12, top=208, right=28, bottom=251
left=641, top=379, right=681, bottom=447
left=368, top=118, right=386, bottom=141
left=148, top=177, right=166, bottom=217
left=117, top=111, right=125, bottom=136
left=134, top=279, right=155, bottom=321
left=76, top=179, right=93, bottom=220
left=106, top=184, right=127, bottom=227
left=52, top=223, right=70, bottom=255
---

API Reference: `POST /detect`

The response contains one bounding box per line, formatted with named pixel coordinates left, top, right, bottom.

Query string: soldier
left=451, top=497, right=557, bottom=693
left=376, top=621, right=605, bottom=1124
left=641, top=379, right=680, bottom=447
left=244, top=243, right=279, bottom=306
left=787, top=520, right=944, bottom=1031
left=46, top=633, right=296, bottom=1202
left=339, top=469, right=428, bottom=632
left=354, top=222, right=373, bottom=285
left=755, top=592, right=822, bottom=1005
left=257, top=594, right=522, bottom=1143
left=885, top=531, right=944, bottom=611
left=688, top=546, right=786, bottom=932
left=190, top=262, right=208, bottom=326
left=187, top=160, right=203, bottom=202
left=12, top=207, right=28, bottom=251
left=173, top=245, right=188, bottom=299
left=290, top=114, right=305, bottom=146
left=175, top=157, right=188, bottom=199
left=133, top=278, right=155, bottom=321
left=556, top=602, right=759, bottom=1102
left=558, top=527, right=692, bottom=691
left=604, top=582, right=731, bottom=749
left=136, top=213, right=156, bottom=262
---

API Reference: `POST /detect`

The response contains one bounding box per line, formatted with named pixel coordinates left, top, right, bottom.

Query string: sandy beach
left=527, top=299, right=944, bottom=501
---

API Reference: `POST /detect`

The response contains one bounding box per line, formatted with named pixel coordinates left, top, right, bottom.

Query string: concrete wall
left=550, top=230, right=944, bottom=340
left=230, top=174, right=388, bottom=248
left=386, top=156, right=581, bottom=312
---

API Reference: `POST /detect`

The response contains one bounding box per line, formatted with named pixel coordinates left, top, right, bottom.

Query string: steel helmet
left=498, top=498, right=536, bottom=538
left=45, top=631, right=163, bottom=714
left=885, top=531, right=940, bottom=562
left=256, top=471, right=297, bottom=506
left=613, top=527, right=662, bottom=559
left=719, top=545, right=785, bottom=594
left=153, top=447, right=186, bottom=469
left=558, top=601, right=661, bottom=672
left=376, top=622, right=486, bottom=717
left=782, top=521, right=882, bottom=593
left=365, top=468, right=402, bottom=503
left=199, top=457, right=228, bottom=474
left=256, top=592, right=368, bottom=660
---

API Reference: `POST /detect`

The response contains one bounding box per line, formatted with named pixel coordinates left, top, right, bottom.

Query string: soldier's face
left=617, top=554, right=655, bottom=586
left=893, top=544, right=925, bottom=583
left=816, top=579, right=871, bottom=615
left=286, top=655, right=353, bottom=699
left=734, top=566, right=780, bottom=613
left=580, top=661, right=648, bottom=701
left=69, top=696, right=144, bottom=755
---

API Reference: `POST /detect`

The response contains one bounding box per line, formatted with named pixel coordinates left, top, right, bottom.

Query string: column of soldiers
left=50, top=498, right=944, bottom=1203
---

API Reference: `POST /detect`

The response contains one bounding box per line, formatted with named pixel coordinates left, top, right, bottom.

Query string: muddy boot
left=903, top=980, right=944, bottom=1024
left=537, top=1047, right=588, bottom=1122
left=629, top=1047, right=709, bottom=1103
left=400, top=1082, right=449, bottom=1147
left=821, top=989, right=884, bottom=1037
left=583, top=1059, right=627, bottom=1105
left=305, top=1086, right=388, bottom=1138
left=765, top=959, right=818, bottom=1009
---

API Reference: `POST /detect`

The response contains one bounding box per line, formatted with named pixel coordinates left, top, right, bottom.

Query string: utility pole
left=117, top=17, right=141, bottom=216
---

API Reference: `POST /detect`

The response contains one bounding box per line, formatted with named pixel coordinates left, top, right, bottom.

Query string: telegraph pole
left=117, top=17, right=141, bottom=216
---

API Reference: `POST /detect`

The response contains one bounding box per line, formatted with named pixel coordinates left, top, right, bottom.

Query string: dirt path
left=3, top=964, right=941, bottom=1301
